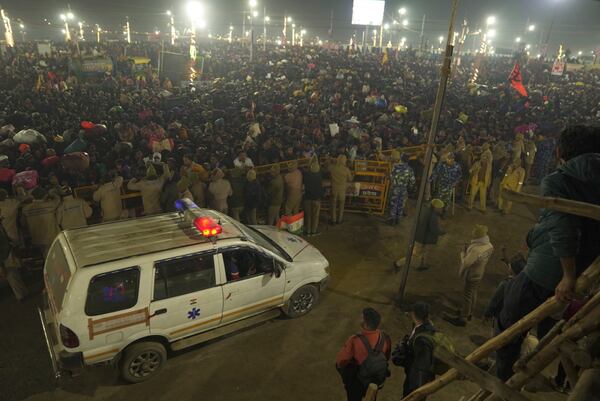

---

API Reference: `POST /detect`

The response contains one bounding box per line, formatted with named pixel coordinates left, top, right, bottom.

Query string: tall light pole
left=283, top=16, right=291, bottom=47
left=300, top=28, right=306, bottom=47
left=263, top=11, right=269, bottom=51
left=18, top=23, right=25, bottom=42
left=1, top=8, right=14, bottom=47
left=186, top=1, right=205, bottom=60
left=249, top=0, right=257, bottom=58
left=372, top=28, right=377, bottom=47
left=167, top=10, right=176, bottom=46
left=78, top=21, right=84, bottom=41
left=229, top=25, right=233, bottom=43
left=125, top=16, right=131, bottom=43
left=95, top=24, right=101, bottom=43
left=60, top=12, right=74, bottom=41
left=292, top=23, right=296, bottom=46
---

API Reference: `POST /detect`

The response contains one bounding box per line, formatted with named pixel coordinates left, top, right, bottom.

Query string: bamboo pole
left=514, top=320, right=565, bottom=371
left=400, top=256, right=600, bottom=401
left=567, top=368, right=600, bottom=401
left=363, top=383, right=378, bottom=401
left=397, top=0, right=460, bottom=304
left=483, top=305, right=600, bottom=401
left=559, top=353, right=580, bottom=389
left=433, top=347, right=532, bottom=401
left=500, top=190, right=600, bottom=221
left=560, top=339, right=593, bottom=368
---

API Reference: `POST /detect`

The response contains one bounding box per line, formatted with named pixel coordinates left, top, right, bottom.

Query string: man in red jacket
left=336, top=308, right=391, bottom=401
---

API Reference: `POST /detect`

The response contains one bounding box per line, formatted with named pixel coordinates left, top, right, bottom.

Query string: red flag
left=509, top=62, right=528, bottom=97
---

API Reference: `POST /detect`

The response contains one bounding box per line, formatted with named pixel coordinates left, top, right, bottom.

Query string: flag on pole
left=508, top=62, right=528, bottom=97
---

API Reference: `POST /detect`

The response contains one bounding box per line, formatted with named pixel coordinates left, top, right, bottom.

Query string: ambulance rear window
left=45, top=241, right=71, bottom=311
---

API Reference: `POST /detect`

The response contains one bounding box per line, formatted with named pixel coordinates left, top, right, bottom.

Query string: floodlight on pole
left=438, top=35, right=444, bottom=44
left=402, top=19, right=408, bottom=27
left=67, top=12, right=74, bottom=20
left=252, top=10, right=258, bottom=17
left=515, top=36, right=521, bottom=43
left=19, top=23, right=24, bottom=29
left=249, top=0, right=257, bottom=8
left=398, top=7, right=406, bottom=15
left=384, top=23, right=389, bottom=30
left=486, top=15, right=496, bottom=26
left=300, top=28, right=305, bottom=47
left=528, top=24, right=535, bottom=32
left=60, top=11, right=74, bottom=41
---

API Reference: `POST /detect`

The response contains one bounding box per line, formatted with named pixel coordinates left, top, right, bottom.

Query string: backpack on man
left=356, top=333, right=391, bottom=386
left=413, top=331, right=455, bottom=375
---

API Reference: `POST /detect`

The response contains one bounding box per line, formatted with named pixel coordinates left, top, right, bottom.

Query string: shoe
left=415, top=265, right=430, bottom=271
left=443, top=314, right=467, bottom=327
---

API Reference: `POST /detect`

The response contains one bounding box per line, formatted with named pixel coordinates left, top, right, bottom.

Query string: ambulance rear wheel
left=285, top=285, right=319, bottom=318
left=120, top=341, right=167, bottom=383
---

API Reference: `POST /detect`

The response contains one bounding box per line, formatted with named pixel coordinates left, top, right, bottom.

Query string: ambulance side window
left=85, top=267, right=140, bottom=316
left=153, top=253, right=215, bottom=300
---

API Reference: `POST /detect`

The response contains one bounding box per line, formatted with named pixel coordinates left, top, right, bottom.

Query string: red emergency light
left=193, top=216, right=222, bottom=237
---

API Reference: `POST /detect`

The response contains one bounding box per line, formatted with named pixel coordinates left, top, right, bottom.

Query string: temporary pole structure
left=397, top=0, right=460, bottom=304
left=1, top=7, right=15, bottom=47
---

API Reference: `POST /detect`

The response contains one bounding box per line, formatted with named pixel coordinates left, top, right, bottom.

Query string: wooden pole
left=560, top=339, right=593, bottom=369
left=559, top=353, right=580, bottom=389
left=433, top=346, right=532, bottom=401
left=398, top=0, right=460, bottom=304
left=400, top=256, right=600, bottom=401
left=500, top=190, right=600, bottom=221
left=514, top=320, right=564, bottom=371
left=483, top=305, right=600, bottom=401
left=363, top=383, right=378, bottom=401
left=567, top=368, right=600, bottom=401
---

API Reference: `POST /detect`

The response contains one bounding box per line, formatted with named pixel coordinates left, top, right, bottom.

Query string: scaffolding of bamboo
left=398, top=190, right=600, bottom=401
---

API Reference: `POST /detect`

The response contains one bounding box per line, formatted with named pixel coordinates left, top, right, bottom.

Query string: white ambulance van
left=38, top=199, right=329, bottom=383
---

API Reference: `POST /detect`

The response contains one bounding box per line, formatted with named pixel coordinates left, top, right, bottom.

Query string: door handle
left=150, top=308, right=167, bottom=318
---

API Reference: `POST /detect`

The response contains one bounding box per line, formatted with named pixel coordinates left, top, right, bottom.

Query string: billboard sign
left=352, top=0, right=385, bottom=26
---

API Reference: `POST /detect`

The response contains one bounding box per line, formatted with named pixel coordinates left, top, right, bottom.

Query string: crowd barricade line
left=72, top=145, right=427, bottom=219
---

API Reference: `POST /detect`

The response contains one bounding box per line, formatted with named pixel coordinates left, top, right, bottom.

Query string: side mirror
left=271, top=262, right=283, bottom=278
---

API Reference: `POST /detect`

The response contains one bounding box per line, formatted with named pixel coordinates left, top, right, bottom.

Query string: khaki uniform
left=128, top=176, right=167, bottom=215
left=0, top=198, right=20, bottom=244
left=284, top=169, right=303, bottom=215
left=183, top=163, right=209, bottom=207
left=208, top=178, right=233, bottom=214
left=467, top=158, right=492, bottom=211
left=93, top=176, right=123, bottom=221
left=329, top=160, right=353, bottom=223
left=498, top=165, right=525, bottom=214
left=266, top=175, right=284, bottom=225
left=458, top=236, right=494, bottom=319
left=524, top=141, right=537, bottom=181
left=57, top=195, right=92, bottom=229
left=22, top=198, right=60, bottom=256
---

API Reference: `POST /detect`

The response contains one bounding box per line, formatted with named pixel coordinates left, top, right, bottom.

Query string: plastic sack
left=12, top=170, right=39, bottom=189
left=13, top=129, right=47, bottom=144
left=62, top=152, right=90, bottom=172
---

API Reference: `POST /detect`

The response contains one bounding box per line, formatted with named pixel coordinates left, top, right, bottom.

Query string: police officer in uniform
left=329, top=155, right=353, bottom=224
left=93, top=173, right=124, bottom=222
left=21, top=187, right=60, bottom=257
left=57, top=186, right=93, bottom=229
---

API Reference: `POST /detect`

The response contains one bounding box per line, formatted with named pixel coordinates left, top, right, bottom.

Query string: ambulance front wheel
left=120, top=341, right=167, bottom=383
left=284, top=285, right=319, bottom=318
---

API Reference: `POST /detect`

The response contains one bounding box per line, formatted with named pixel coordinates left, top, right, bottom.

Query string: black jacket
left=415, top=206, right=444, bottom=245
left=244, top=180, right=263, bottom=209
left=402, top=322, right=436, bottom=397
left=303, top=171, right=323, bottom=201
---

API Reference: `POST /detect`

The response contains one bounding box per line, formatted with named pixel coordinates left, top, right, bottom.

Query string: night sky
left=2, top=0, right=600, bottom=53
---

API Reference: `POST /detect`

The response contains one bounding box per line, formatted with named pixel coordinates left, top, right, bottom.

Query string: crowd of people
left=1, top=38, right=600, bottom=398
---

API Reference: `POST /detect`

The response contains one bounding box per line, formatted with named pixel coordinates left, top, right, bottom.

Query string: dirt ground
left=0, top=192, right=568, bottom=401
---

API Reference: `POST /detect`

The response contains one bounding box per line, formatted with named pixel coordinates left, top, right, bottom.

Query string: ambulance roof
left=63, top=210, right=243, bottom=268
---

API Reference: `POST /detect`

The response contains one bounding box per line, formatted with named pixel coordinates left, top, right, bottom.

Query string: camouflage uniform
left=389, top=162, right=415, bottom=220
left=431, top=161, right=462, bottom=207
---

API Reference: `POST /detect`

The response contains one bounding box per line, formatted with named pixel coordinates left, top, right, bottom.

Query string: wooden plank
left=400, top=256, right=600, bottom=401
left=500, top=190, right=600, bottom=221
left=433, top=346, right=532, bottom=401
left=568, top=368, right=600, bottom=401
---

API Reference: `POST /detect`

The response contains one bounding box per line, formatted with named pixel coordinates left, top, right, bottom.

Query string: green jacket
left=267, top=175, right=284, bottom=206
left=524, top=153, right=600, bottom=290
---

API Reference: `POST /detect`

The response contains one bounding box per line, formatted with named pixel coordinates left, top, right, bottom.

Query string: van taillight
left=59, top=324, right=80, bottom=348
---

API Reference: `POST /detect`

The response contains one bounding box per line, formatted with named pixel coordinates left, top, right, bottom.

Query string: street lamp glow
left=301, top=29, right=306, bottom=35
left=372, top=29, right=377, bottom=34
left=528, top=24, right=535, bottom=32
left=19, top=23, right=24, bottom=29
left=66, top=12, right=74, bottom=20
left=249, top=0, right=257, bottom=8
left=398, top=7, right=407, bottom=15
left=229, top=25, right=234, bottom=30
left=292, top=23, right=295, bottom=28
left=525, top=44, right=531, bottom=50
left=186, top=1, right=204, bottom=22
left=287, top=16, right=292, bottom=22
left=515, top=36, right=521, bottom=43
left=155, top=30, right=160, bottom=35
left=401, top=37, right=406, bottom=42
left=577, top=50, right=582, bottom=56
left=60, top=14, right=67, bottom=21
left=252, top=10, right=258, bottom=17
left=264, top=16, right=270, bottom=22
left=486, top=15, right=496, bottom=26
left=383, top=23, right=389, bottom=30
left=402, top=19, right=408, bottom=27
left=438, top=35, right=444, bottom=44
left=487, top=29, right=496, bottom=38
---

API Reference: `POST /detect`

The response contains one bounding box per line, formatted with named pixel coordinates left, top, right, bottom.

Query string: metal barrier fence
left=73, top=145, right=428, bottom=218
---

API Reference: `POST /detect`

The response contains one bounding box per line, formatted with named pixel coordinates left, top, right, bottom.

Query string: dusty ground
left=0, top=192, right=567, bottom=401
